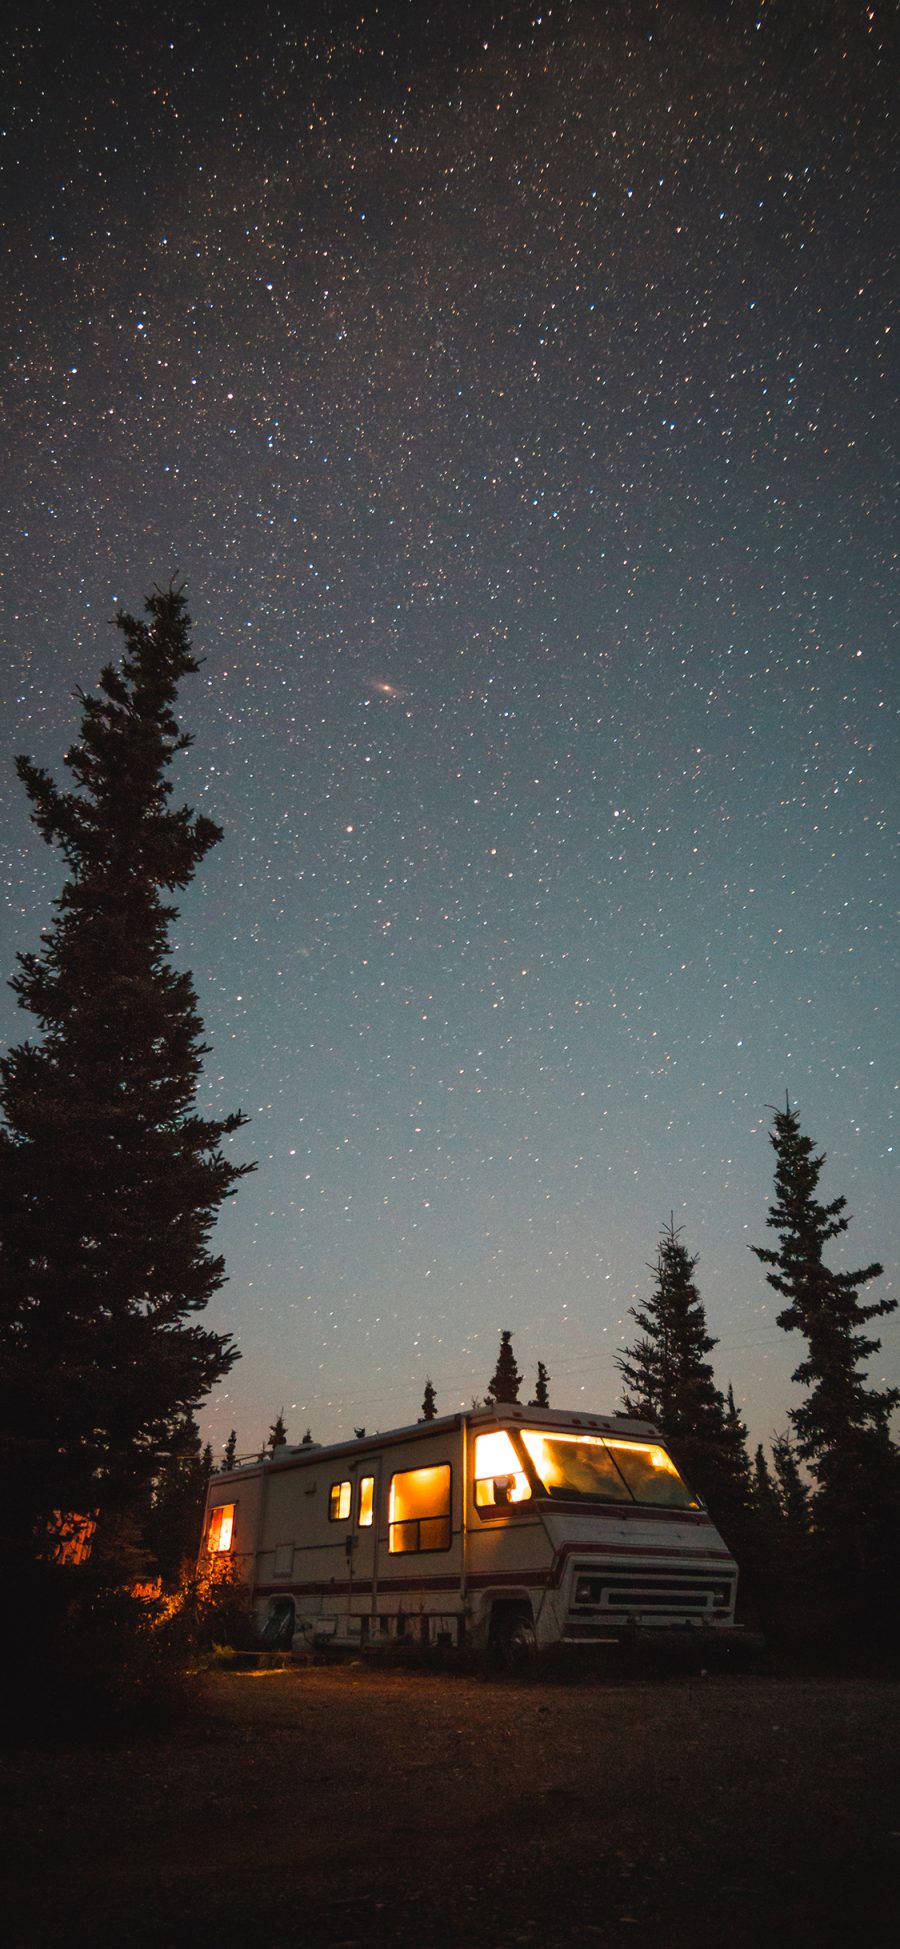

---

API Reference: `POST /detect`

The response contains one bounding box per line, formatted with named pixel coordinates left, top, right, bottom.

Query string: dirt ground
left=3, top=1664, right=898, bottom=1949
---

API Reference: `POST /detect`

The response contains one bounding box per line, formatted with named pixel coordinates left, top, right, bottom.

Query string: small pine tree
left=354, top=1426, right=366, bottom=1440
left=146, top=1411, right=213, bottom=1583
left=420, top=1378, right=437, bottom=1422
left=222, top=1429, right=237, bottom=1471
left=529, top=1361, right=551, bottom=1408
left=300, top=1428, right=315, bottom=1446
left=752, top=1100, right=899, bottom=1560
left=771, top=1430, right=811, bottom=1536
left=485, top=1330, right=521, bottom=1405
left=751, top=1443, right=783, bottom=1528
left=0, top=585, right=252, bottom=1565
left=723, top=1384, right=753, bottom=1496
left=267, top=1410, right=288, bottom=1454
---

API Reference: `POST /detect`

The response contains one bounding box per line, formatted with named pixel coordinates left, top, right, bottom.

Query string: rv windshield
left=519, top=1430, right=699, bottom=1510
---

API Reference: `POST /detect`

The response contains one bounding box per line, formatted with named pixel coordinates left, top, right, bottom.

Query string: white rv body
left=201, top=1404, right=741, bottom=1657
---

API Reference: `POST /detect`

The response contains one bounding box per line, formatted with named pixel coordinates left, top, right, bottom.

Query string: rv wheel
left=489, top=1606, right=537, bottom=1675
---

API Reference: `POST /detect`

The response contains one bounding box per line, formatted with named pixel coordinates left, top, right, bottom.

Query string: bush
left=3, top=1565, right=197, bottom=1742
left=159, top=1553, right=256, bottom=1652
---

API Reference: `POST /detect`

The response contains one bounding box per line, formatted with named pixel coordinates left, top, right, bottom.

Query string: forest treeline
left=1, top=590, right=897, bottom=1731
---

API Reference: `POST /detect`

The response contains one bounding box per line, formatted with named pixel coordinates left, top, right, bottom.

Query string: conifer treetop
left=752, top=1100, right=897, bottom=1484
left=267, top=1410, right=288, bottom=1453
left=485, top=1329, right=521, bottom=1405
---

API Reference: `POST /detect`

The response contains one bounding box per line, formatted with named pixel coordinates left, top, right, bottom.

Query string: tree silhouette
left=485, top=1330, right=521, bottom=1405
left=222, top=1429, right=238, bottom=1472
left=146, top=1411, right=213, bottom=1583
left=616, top=1222, right=750, bottom=1533
left=529, top=1361, right=551, bottom=1408
left=267, top=1410, right=288, bottom=1453
left=0, top=586, right=252, bottom=1566
left=752, top=1100, right=899, bottom=1559
left=771, top=1430, right=811, bottom=1537
left=420, top=1378, right=437, bottom=1421
left=751, top=1443, right=782, bottom=1528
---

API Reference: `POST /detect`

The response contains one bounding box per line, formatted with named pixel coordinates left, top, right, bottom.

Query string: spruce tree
left=267, top=1410, right=288, bottom=1453
left=617, top=1222, right=725, bottom=1439
left=723, top=1384, right=753, bottom=1501
left=751, top=1443, right=783, bottom=1529
left=616, top=1222, right=750, bottom=1531
left=529, top=1360, right=550, bottom=1408
left=145, top=1411, right=213, bottom=1583
left=485, top=1330, right=521, bottom=1405
left=0, top=586, right=252, bottom=1563
left=771, top=1430, right=811, bottom=1537
left=222, top=1429, right=238, bottom=1471
left=752, top=1100, right=899, bottom=1558
left=420, top=1378, right=437, bottom=1422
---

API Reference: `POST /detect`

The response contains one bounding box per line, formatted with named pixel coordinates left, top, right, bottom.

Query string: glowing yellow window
left=388, top=1464, right=451, bottom=1553
left=473, top=1430, right=531, bottom=1508
left=207, top=1504, right=235, bottom=1553
left=604, top=1440, right=700, bottom=1509
left=358, top=1476, right=375, bottom=1527
left=329, top=1480, right=352, bottom=1521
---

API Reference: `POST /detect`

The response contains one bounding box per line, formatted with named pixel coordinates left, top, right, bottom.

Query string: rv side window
left=388, top=1464, right=451, bottom=1553
left=358, top=1476, right=375, bottom=1526
left=207, top=1504, right=235, bottom=1552
left=329, top=1480, right=352, bottom=1521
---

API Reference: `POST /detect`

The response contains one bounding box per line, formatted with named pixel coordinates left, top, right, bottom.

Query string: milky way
left=1, top=1, right=897, bottom=1457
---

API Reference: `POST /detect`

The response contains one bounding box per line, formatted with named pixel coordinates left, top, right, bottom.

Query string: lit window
left=329, top=1480, right=352, bottom=1521
left=208, top=1504, right=235, bottom=1552
left=358, top=1475, right=375, bottom=1526
left=473, top=1430, right=531, bottom=1507
left=521, top=1430, right=629, bottom=1503
left=388, top=1464, right=451, bottom=1553
left=519, top=1430, right=699, bottom=1509
left=604, top=1440, right=700, bottom=1509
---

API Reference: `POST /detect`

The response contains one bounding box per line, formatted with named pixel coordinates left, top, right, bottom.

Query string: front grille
left=569, top=1564, right=734, bottom=1626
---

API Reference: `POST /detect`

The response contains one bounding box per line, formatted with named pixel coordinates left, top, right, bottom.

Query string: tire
left=489, top=1607, right=537, bottom=1675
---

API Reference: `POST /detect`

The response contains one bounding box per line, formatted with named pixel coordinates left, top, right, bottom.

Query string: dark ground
left=3, top=1665, right=898, bottom=1949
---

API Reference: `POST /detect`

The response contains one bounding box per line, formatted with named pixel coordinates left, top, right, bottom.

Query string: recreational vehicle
left=202, top=1403, right=744, bottom=1661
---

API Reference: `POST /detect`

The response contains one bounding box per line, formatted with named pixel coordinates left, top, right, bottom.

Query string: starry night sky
left=2, top=0, right=897, bottom=1460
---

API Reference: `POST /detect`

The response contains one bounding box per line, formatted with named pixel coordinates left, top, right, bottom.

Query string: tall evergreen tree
left=0, top=587, right=252, bottom=1563
left=420, top=1378, right=437, bottom=1422
left=752, top=1100, right=899, bottom=1558
left=529, top=1360, right=551, bottom=1408
left=485, top=1330, right=521, bottom=1405
left=616, top=1222, right=750, bottom=1530
left=222, top=1429, right=238, bottom=1471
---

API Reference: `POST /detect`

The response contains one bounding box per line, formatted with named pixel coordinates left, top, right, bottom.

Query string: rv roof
left=219, top=1402, right=659, bottom=1478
